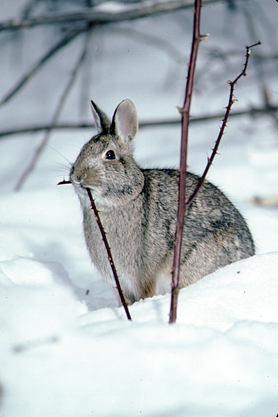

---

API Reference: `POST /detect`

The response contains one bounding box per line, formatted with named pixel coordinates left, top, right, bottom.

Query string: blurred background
left=0, top=0, right=277, bottom=201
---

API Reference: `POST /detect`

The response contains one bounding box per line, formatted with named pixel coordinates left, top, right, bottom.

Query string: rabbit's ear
left=111, top=99, right=138, bottom=143
left=90, top=100, right=111, bottom=134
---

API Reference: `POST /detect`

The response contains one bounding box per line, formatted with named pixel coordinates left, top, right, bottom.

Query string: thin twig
left=169, top=0, right=203, bottom=324
left=57, top=180, right=132, bottom=320
left=186, top=41, right=261, bottom=207
left=0, top=29, right=82, bottom=108
left=1, top=103, right=277, bottom=139
left=20, top=0, right=40, bottom=19
left=86, top=188, right=132, bottom=321
left=15, top=31, right=91, bottom=191
left=0, top=0, right=223, bottom=32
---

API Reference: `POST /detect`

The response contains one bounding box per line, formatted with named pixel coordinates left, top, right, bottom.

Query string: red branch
left=168, top=1, right=260, bottom=324
left=169, top=0, right=203, bottom=324
left=58, top=179, right=132, bottom=321
left=186, top=41, right=261, bottom=207
left=85, top=188, right=132, bottom=320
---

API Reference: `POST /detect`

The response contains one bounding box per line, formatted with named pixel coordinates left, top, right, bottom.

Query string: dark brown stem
left=58, top=180, right=132, bottom=320
left=57, top=179, right=71, bottom=185
left=86, top=188, right=132, bottom=321
left=169, top=0, right=202, bottom=324
left=186, top=41, right=261, bottom=207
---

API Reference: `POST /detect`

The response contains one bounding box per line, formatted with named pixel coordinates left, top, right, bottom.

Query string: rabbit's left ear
left=111, top=99, right=138, bottom=143
left=90, top=100, right=111, bottom=134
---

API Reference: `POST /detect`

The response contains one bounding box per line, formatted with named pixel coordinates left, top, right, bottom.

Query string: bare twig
left=169, top=0, right=203, bottom=324
left=57, top=180, right=132, bottom=320
left=0, top=0, right=223, bottom=33
left=186, top=41, right=261, bottom=207
left=15, top=31, right=91, bottom=191
left=1, top=103, right=277, bottom=140
left=0, top=29, right=82, bottom=107
left=57, top=180, right=71, bottom=185
left=86, top=188, right=132, bottom=321
left=20, top=0, right=41, bottom=19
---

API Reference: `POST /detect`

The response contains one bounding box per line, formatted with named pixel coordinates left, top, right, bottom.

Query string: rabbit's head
left=70, top=100, right=144, bottom=208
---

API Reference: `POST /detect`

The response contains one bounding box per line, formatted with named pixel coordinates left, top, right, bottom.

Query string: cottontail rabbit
left=70, top=99, right=255, bottom=304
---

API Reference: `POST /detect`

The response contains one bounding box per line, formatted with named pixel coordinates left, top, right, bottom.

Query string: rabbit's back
left=142, top=169, right=255, bottom=284
left=82, top=168, right=255, bottom=302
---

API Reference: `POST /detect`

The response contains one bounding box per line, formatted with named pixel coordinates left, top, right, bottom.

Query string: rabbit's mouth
left=72, top=178, right=96, bottom=196
left=70, top=173, right=107, bottom=207
left=72, top=179, right=99, bottom=195
left=70, top=166, right=102, bottom=187
left=70, top=171, right=86, bottom=187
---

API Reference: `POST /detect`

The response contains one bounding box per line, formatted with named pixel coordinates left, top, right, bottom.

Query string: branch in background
left=20, top=0, right=42, bottom=19
left=0, top=29, right=83, bottom=108
left=112, top=26, right=183, bottom=64
left=0, top=0, right=222, bottom=32
left=15, top=31, right=91, bottom=191
left=1, top=103, right=276, bottom=140
left=169, top=0, right=203, bottom=325
left=186, top=41, right=261, bottom=207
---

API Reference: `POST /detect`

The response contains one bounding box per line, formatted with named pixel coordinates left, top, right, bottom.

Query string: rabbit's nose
left=70, top=171, right=83, bottom=185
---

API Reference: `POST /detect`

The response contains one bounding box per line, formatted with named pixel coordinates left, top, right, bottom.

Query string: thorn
left=199, top=33, right=209, bottom=41
left=57, top=179, right=71, bottom=185
left=177, top=106, right=184, bottom=114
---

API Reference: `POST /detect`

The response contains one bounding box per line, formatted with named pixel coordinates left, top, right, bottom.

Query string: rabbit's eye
left=105, top=150, right=116, bottom=160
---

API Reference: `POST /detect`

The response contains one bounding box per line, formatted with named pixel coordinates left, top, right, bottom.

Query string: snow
left=0, top=0, right=278, bottom=416
left=1, top=253, right=278, bottom=416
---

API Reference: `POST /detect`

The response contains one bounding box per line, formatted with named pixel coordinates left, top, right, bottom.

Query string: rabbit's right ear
left=111, top=99, right=138, bottom=144
left=90, top=100, right=111, bottom=134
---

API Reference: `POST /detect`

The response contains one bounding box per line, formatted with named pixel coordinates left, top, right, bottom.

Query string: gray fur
left=70, top=99, right=255, bottom=304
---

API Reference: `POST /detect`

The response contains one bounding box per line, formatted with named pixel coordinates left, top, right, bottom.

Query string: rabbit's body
left=70, top=100, right=255, bottom=304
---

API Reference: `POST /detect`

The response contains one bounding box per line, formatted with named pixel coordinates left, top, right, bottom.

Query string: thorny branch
left=169, top=0, right=203, bottom=324
left=169, top=0, right=261, bottom=323
left=86, top=188, right=132, bottom=321
left=186, top=41, right=261, bottom=207
left=57, top=179, right=132, bottom=321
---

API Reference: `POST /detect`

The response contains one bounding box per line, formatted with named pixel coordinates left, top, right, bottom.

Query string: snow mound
left=0, top=252, right=277, bottom=417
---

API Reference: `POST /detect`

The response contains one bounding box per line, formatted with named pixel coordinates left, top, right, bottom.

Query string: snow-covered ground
left=0, top=0, right=277, bottom=416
